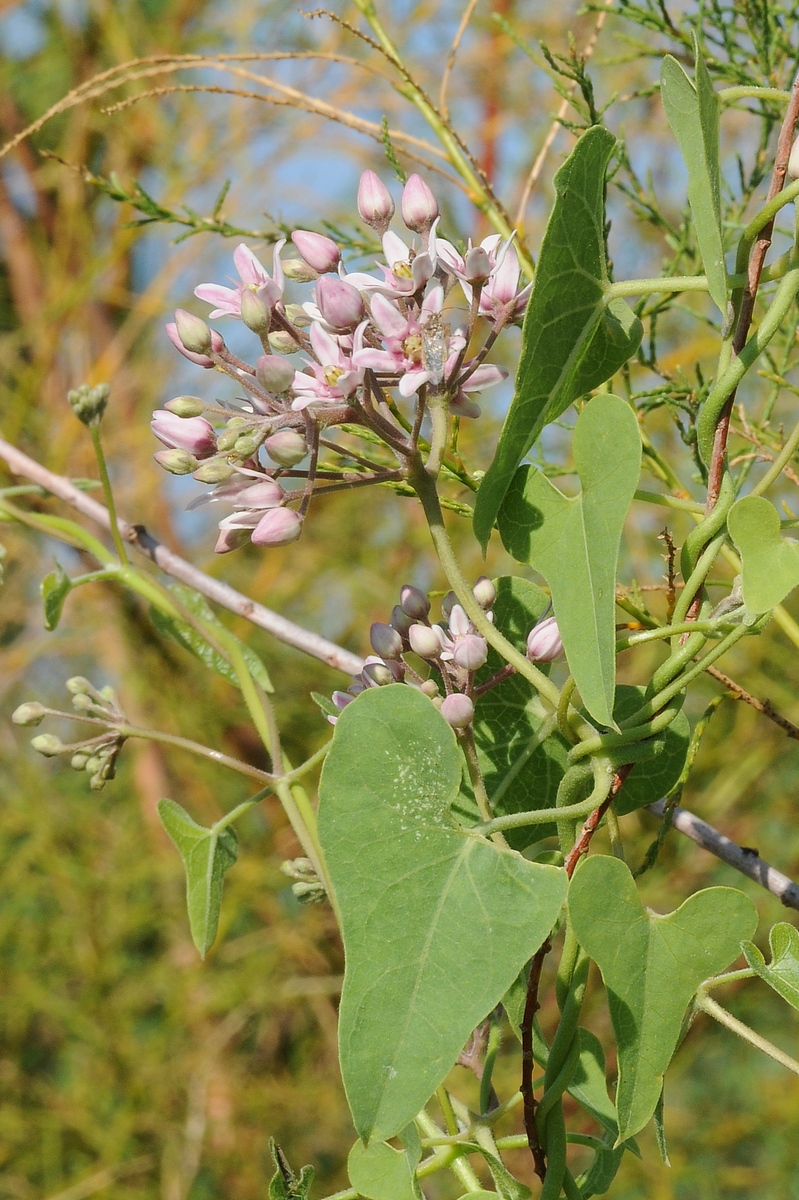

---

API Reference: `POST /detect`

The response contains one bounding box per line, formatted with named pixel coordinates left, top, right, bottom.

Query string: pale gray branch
left=0, top=436, right=365, bottom=677
left=648, top=798, right=799, bottom=911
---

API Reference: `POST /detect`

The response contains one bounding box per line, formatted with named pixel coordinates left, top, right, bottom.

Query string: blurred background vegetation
left=0, top=0, right=798, bottom=1196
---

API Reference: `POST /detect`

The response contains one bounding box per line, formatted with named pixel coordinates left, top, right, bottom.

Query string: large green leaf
left=458, top=577, right=570, bottom=847
left=318, top=686, right=568, bottom=1143
left=661, top=44, right=727, bottom=313
left=727, top=495, right=799, bottom=612
left=497, top=395, right=641, bottom=727
left=157, top=799, right=238, bottom=958
left=743, top=923, right=799, bottom=1012
left=473, top=125, right=642, bottom=549
left=569, top=855, right=757, bottom=1142
left=612, top=687, right=690, bottom=815
left=151, top=583, right=273, bottom=692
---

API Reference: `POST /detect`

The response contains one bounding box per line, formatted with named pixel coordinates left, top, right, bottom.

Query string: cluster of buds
left=280, top=856, right=326, bottom=904
left=13, top=678, right=126, bottom=791
left=155, top=171, right=531, bottom=554
left=327, top=586, right=564, bottom=731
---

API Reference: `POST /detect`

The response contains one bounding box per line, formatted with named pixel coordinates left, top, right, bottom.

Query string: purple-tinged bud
left=12, top=702, right=46, bottom=726
left=240, top=288, right=272, bottom=335
left=154, top=448, right=199, bottom=475
left=401, top=174, right=439, bottom=234
left=264, top=430, right=307, bottom=467
left=282, top=258, right=319, bottom=283
left=194, top=460, right=236, bottom=484
left=174, top=308, right=213, bottom=356
left=232, top=479, right=284, bottom=509
left=440, top=693, right=474, bottom=729
left=452, top=634, right=488, bottom=672
left=251, top=507, right=303, bottom=547
left=332, top=690, right=354, bottom=711
left=357, top=170, right=395, bottom=234
left=408, top=623, right=443, bottom=659
left=464, top=246, right=491, bottom=284
left=315, top=276, right=364, bottom=331
left=362, top=661, right=395, bottom=688
left=472, top=576, right=496, bottom=609
left=390, top=604, right=413, bottom=638
left=400, top=584, right=431, bottom=619
left=441, top=591, right=457, bottom=621
left=151, top=410, right=217, bottom=458
left=31, top=733, right=63, bottom=757
left=256, top=354, right=295, bottom=393
left=268, top=330, right=298, bottom=355
left=165, top=395, right=206, bottom=418
left=370, top=622, right=404, bottom=659
left=526, top=615, right=564, bottom=663
left=790, top=136, right=799, bottom=179
left=292, top=230, right=341, bottom=274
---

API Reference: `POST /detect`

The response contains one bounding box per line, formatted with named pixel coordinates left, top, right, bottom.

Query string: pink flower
left=344, top=223, right=440, bottom=300
left=291, top=322, right=365, bottom=408
left=151, top=410, right=216, bottom=458
left=437, top=234, right=531, bottom=323
left=195, top=241, right=286, bottom=319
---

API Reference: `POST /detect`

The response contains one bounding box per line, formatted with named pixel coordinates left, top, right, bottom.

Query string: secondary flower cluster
left=152, top=170, right=530, bottom=553
left=326, top=580, right=563, bottom=730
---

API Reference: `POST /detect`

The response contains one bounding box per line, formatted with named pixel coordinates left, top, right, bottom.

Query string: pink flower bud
left=472, top=576, right=496, bottom=609
left=250, top=507, right=303, bottom=547
left=232, top=480, right=284, bottom=509
left=440, top=693, right=474, bottom=729
left=291, top=230, right=341, bottom=274
left=452, top=634, right=488, bottom=672
left=154, top=448, right=198, bottom=475
left=401, top=174, right=439, bottom=234
left=174, top=308, right=213, bottom=355
left=240, top=288, right=272, bottom=335
left=357, top=170, right=395, bottom=233
left=370, top=622, right=404, bottom=660
left=314, top=276, right=364, bottom=331
left=408, top=623, right=443, bottom=659
left=400, top=584, right=430, bottom=619
left=151, top=410, right=217, bottom=458
left=526, top=615, right=564, bottom=663
left=166, top=321, right=223, bottom=367
left=256, top=354, right=295, bottom=393
left=264, top=430, right=307, bottom=467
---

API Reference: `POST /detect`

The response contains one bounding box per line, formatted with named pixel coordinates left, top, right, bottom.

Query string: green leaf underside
left=743, top=922, right=799, bottom=1011
left=42, top=562, right=72, bottom=631
left=497, top=395, right=642, bottom=727
left=569, top=855, right=757, bottom=1142
left=728, top=495, right=799, bottom=612
left=661, top=47, right=727, bottom=313
left=150, top=583, right=273, bottom=693
left=318, top=686, right=568, bottom=1143
left=348, top=1133, right=422, bottom=1200
left=473, top=124, right=642, bottom=548
left=612, top=687, right=690, bottom=815
left=456, top=576, right=569, bottom=847
left=157, top=798, right=238, bottom=958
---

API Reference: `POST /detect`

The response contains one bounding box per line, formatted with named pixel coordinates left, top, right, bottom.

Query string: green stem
left=569, top=703, right=682, bottom=762
left=425, top=392, right=450, bottom=479
left=719, top=85, right=792, bottom=103
left=700, top=968, right=757, bottom=991
left=415, top=1109, right=484, bottom=1192
left=616, top=616, right=739, bottom=651
left=695, top=992, right=799, bottom=1076
left=477, top=792, right=601, bottom=836
left=212, top=787, right=272, bottom=835
left=460, top=727, right=506, bottom=844
left=89, top=425, right=129, bottom=565
left=634, top=488, right=705, bottom=515
left=0, top=498, right=115, bottom=562
left=750, top=408, right=799, bottom=495
left=115, top=722, right=273, bottom=782
left=624, top=624, right=750, bottom=727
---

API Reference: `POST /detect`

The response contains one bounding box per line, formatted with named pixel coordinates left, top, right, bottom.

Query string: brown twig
left=521, top=938, right=551, bottom=1182
left=660, top=527, right=677, bottom=622
left=563, top=765, right=634, bottom=879
left=706, top=665, right=799, bottom=740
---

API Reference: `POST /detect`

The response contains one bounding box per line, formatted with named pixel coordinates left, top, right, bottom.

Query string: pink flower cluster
left=153, top=171, right=531, bottom=553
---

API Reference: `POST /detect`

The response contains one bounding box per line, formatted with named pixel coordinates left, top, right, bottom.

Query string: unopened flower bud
left=472, top=576, right=496, bottom=609
left=282, top=257, right=319, bottom=283
left=370, top=622, right=403, bottom=660
left=452, top=634, right=488, bottom=672
left=174, top=308, right=213, bottom=356
left=233, top=434, right=260, bottom=459
left=362, top=661, right=395, bottom=687
left=71, top=693, right=94, bottom=712
left=526, top=615, right=564, bottom=663
left=240, top=288, right=272, bottom=335
left=164, top=395, right=206, bottom=418
left=268, top=330, right=298, bottom=355
left=390, top=605, right=413, bottom=638
left=166, top=322, right=224, bottom=367
left=315, top=276, right=364, bottom=331
left=264, top=430, right=307, bottom=467
left=66, top=676, right=92, bottom=695
left=232, top=479, right=284, bottom=509
left=99, top=686, right=117, bottom=706
left=256, top=354, right=295, bottom=393
left=193, top=459, right=236, bottom=484
left=251, top=507, right=303, bottom=547
left=84, top=755, right=104, bottom=775
left=89, top=771, right=108, bottom=791
left=790, top=135, right=799, bottom=179
left=464, top=246, right=491, bottom=284
left=357, top=170, right=395, bottom=234
left=400, top=584, right=430, bottom=619
left=12, top=702, right=46, bottom=726
left=291, top=230, right=341, bottom=274
left=154, top=448, right=199, bottom=475
left=151, top=410, right=216, bottom=458
left=216, top=428, right=239, bottom=453
left=401, top=174, right=439, bottom=234
left=420, top=679, right=439, bottom=697
left=71, top=752, right=89, bottom=770
left=408, top=623, right=443, bottom=659
left=331, top=690, right=354, bottom=712
left=67, top=383, right=110, bottom=427
left=31, top=733, right=63, bottom=757
left=440, top=693, right=474, bottom=729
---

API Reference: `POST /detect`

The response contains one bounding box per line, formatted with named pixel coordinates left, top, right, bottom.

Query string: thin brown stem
left=521, top=939, right=551, bottom=1183
left=706, top=666, right=799, bottom=740
left=563, top=765, right=634, bottom=878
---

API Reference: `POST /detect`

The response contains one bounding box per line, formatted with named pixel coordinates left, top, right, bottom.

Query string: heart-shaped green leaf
left=568, top=855, right=757, bottom=1142
left=157, top=799, right=238, bottom=958
left=497, top=395, right=641, bottom=727
left=727, top=495, right=799, bottom=612
left=661, top=42, right=727, bottom=313
left=743, top=923, right=799, bottom=1011
left=473, top=126, right=642, bottom=548
left=318, top=685, right=568, bottom=1143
